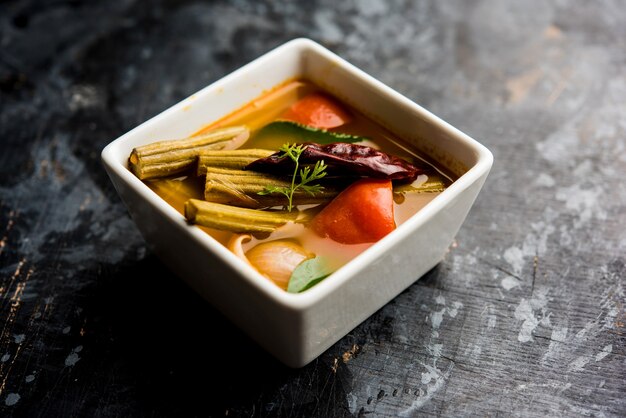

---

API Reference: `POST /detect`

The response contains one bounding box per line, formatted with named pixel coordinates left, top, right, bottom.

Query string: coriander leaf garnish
left=258, top=143, right=327, bottom=212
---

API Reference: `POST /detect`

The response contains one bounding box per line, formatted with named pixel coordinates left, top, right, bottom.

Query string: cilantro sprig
left=259, top=143, right=327, bottom=212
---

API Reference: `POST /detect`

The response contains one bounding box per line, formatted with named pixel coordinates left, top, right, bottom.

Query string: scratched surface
left=1, top=0, right=625, bottom=416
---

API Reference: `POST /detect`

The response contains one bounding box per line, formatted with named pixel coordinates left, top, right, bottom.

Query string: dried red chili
left=245, top=142, right=423, bottom=183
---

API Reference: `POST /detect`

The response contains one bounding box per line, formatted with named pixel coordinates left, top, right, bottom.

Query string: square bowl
left=101, top=38, right=493, bottom=368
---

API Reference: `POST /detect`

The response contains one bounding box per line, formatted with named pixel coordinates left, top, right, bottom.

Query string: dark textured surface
left=1, top=0, right=625, bottom=416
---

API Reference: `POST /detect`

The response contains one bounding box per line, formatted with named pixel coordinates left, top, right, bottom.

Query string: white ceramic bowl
left=101, top=38, right=493, bottom=367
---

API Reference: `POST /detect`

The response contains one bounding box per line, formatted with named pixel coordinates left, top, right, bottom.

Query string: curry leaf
left=287, top=257, right=334, bottom=293
left=256, top=121, right=366, bottom=146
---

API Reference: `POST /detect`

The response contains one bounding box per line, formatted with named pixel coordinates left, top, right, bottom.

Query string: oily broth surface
left=147, top=79, right=452, bottom=265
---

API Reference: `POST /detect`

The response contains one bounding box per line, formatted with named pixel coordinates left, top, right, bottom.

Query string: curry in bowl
left=128, top=79, right=454, bottom=293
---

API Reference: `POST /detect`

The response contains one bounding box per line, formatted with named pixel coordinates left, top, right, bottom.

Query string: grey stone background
left=0, top=0, right=624, bottom=416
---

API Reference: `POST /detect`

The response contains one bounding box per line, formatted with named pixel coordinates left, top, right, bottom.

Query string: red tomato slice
left=311, top=179, right=395, bottom=244
left=281, top=93, right=351, bottom=129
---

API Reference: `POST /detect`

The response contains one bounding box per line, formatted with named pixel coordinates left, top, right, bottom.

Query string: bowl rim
left=101, top=38, right=493, bottom=311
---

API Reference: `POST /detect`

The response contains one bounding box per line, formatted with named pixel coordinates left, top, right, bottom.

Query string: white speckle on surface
left=551, top=326, right=568, bottom=342
left=467, top=344, right=482, bottom=361
left=346, top=392, right=357, bottom=414
left=429, top=344, right=443, bottom=358
left=431, top=309, right=445, bottom=329
left=535, top=173, right=556, bottom=187
left=396, top=329, right=409, bottom=344
left=430, top=300, right=463, bottom=330
left=515, top=301, right=538, bottom=342
left=400, top=363, right=453, bottom=416
left=1, top=353, right=10, bottom=362
left=5, top=393, right=20, bottom=406
left=521, top=206, right=558, bottom=257
left=447, top=301, right=463, bottom=318
left=474, top=343, right=482, bottom=356
left=421, top=368, right=437, bottom=384
left=536, top=120, right=579, bottom=164
left=359, top=0, right=388, bottom=16
left=568, top=356, right=590, bottom=372
left=503, top=246, right=524, bottom=276
left=595, top=345, right=612, bottom=362
left=450, top=252, right=480, bottom=287
left=68, top=84, right=102, bottom=111
left=555, top=184, right=606, bottom=228
left=559, top=224, right=574, bottom=246
left=364, top=384, right=373, bottom=399
left=550, top=327, right=567, bottom=345
left=542, top=326, right=568, bottom=364
left=605, top=306, right=619, bottom=326
left=567, top=403, right=598, bottom=417
left=435, top=295, right=446, bottom=305
left=13, top=334, right=25, bottom=344
left=514, top=290, right=549, bottom=342
left=140, top=47, right=152, bottom=60
left=575, top=321, right=596, bottom=341
left=464, top=254, right=478, bottom=266
left=65, top=346, right=83, bottom=367
left=25, top=374, right=35, bottom=383
left=601, top=283, right=623, bottom=329
left=313, top=10, right=343, bottom=43
left=65, top=353, right=80, bottom=367
left=572, top=160, right=593, bottom=177
left=482, top=305, right=497, bottom=329
left=516, top=381, right=575, bottom=395
left=502, top=276, right=521, bottom=290
left=62, top=326, right=71, bottom=334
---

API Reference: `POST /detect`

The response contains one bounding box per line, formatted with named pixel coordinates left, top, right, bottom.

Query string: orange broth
left=146, top=79, right=454, bottom=274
